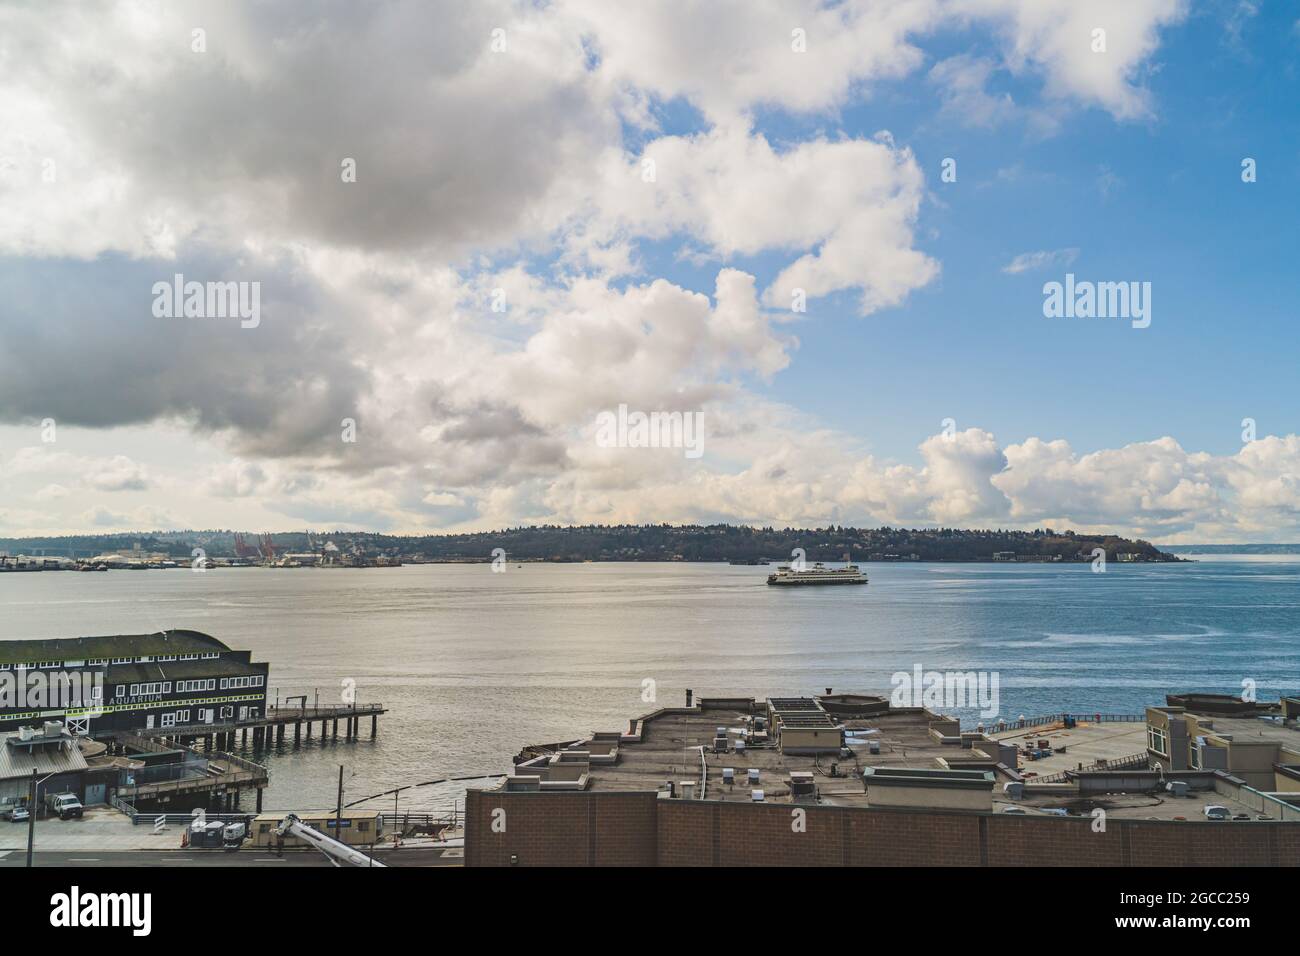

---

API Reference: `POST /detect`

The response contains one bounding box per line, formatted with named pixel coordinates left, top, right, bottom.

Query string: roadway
left=0, top=847, right=461, bottom=868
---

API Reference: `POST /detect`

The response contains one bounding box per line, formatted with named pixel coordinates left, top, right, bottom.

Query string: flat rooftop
left=991, top=786, right=1274, bottom=822
left=989, top=720, right=1149, bottom=779
left=572, top=705, right=980, bottom=806
left=1191, top=714, right=1300, bottom=752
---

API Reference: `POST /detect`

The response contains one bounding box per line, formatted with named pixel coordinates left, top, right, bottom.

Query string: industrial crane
left=273, top=813, right=387, bottom=868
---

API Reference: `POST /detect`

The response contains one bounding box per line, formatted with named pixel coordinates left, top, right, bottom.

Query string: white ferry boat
left=766, top=561, right=868, bottom=586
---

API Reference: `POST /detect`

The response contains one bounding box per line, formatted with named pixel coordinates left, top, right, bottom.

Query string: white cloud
left=929, top=55, right=1016, bottom=127
left=1002, top=247, right=1080, bottom=274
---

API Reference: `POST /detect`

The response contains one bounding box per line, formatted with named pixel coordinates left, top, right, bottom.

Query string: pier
left=130, top=702, right=387, bottom=753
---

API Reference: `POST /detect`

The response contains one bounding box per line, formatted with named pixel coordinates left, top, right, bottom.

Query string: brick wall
left=466, top=790, right=1300, bottom=867
left=464, top=790, right=657, bottom=867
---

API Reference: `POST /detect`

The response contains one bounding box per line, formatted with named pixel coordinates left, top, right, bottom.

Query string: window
left=201, top=652, right=220, bottom=660
left=1148, top=726, right=1169, bottom=757
left=219, top=705, right=233, bottom=718
left=178, top=710, right=191, bottom=722
left=157, top=655, right=177, bottom=662
left=179, top=654, right=199, bottom=661
left=160, top=713, right=175, bottom=728
left=115, top=685, right=125, bottom=697
left=162, top=682, right=171, bottom=693
left=91, top=685, right=102, bottom=699
left=129, top=684, right=140, bottom=696
left=111, top=657, right=133, bottom=664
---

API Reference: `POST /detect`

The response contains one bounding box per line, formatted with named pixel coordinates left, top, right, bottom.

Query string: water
left=2, top=559, right=1297, bottom=813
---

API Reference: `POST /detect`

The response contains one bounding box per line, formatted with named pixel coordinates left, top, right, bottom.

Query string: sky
left=0, top=0, right=1297, bottom=543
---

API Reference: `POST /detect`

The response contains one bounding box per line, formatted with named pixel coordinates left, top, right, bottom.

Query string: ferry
left=766, top=561, right=868, bottom=586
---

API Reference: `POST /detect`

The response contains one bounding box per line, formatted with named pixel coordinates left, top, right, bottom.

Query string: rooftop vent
left=679, top=781, right=695, bottom=800
left=721, top=768, right=735, bottom=785
left=751, top=789, right=765, bottom=802
left=747, top=769, right=760, bottom=785
left=1166, top=780, right=1189, bottom=798
left=1203, top=805, right=1229, bottom=821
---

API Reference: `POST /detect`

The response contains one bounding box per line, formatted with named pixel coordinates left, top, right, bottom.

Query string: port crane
left=273, top=813, right=387, bottom=868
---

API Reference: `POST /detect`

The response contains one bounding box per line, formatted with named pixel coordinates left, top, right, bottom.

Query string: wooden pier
left=135, top=702, right=387, bottom=754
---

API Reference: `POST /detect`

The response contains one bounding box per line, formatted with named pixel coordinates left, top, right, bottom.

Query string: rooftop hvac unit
left=1166, top=780, right=1189, bottom=798
left=716, top=727, right=727, bottom=738
left=751, top=789, right=765, bottom=802
left=735, top=740, right=747, bottom=754
left=17, top=725, right=35, bottom=741
left=868, top=740, right=881, bottom=755
left=43, top=720, right=63, bottom=737
left=1203, top=805, right=1229, bottom=821
left=722, top=768, right=735, bottom=784
left=747, top=769, right=760, bottom=785
left=679, top=781, right=695, bottom=800
left=789, top=772, right=815, bottom=798
left=1003, top=782, right=1024, bottom=799
left=713, top=736, right=728, bottom=754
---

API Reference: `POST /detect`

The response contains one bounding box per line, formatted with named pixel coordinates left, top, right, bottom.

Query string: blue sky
left=640, top=3, right=1300, bottom=463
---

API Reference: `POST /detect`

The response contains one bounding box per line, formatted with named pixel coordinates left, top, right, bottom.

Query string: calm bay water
left=2, top=559, right=1298, bottom=813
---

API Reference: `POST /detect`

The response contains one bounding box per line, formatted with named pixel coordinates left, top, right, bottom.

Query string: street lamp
left=26, top=769, right=59, bottom=868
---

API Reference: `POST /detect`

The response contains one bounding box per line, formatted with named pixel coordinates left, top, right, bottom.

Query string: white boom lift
left=273, top=813, right=387, bottom=868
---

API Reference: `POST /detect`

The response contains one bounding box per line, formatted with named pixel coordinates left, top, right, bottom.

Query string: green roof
left=0, top=629, right=231, bottom=665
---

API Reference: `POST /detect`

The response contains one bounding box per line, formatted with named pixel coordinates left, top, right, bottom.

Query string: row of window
left=115, top=675, right=263, bottom=698
left=157, top=704, right=260, bottom=727
left=0, top=652, right=222, bottom=671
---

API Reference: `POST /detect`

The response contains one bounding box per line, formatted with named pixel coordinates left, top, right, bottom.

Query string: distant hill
left=0, top=524, right=1183, bottom=563
left=1162, top=544, right=1300, bottom=554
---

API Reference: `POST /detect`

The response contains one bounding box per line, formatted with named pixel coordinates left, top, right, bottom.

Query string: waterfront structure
left=466, top=692, right=1300, bottom=866
left=0, top=629, right=269, bottom=736
left=0, top=722, right=266, bottom=814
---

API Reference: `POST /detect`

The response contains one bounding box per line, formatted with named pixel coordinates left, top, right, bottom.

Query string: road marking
left=254, top=858, right=287, bottom=862
left=67, top=858, right=100, bottom=862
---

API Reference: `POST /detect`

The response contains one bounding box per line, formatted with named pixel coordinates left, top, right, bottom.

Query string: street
left=0, top=847, right=461, bottom=868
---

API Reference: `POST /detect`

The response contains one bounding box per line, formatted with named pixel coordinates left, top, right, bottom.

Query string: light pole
left=25, top=769, right=59, bottom=868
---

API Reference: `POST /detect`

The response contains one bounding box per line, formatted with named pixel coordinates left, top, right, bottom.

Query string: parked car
left=44, top=793, right=83, bottom=820
left=4, top=805, right=29, bottom=823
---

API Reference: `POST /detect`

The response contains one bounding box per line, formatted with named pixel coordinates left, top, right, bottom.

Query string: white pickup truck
left=45, top=793, right=84, bottom=820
